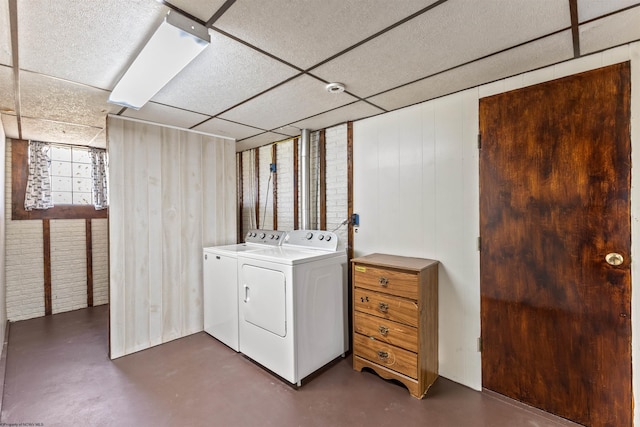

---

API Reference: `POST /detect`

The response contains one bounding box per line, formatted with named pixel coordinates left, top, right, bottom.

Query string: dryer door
left=241, top=265, right=286, bottom=337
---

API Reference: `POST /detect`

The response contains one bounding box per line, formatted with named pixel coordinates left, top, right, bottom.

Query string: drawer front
left=354, top=333, right=417, bottom=379
left=353, top=264, right=418, bottom=300
left=354, top=311, right=418, bottom=353
left=354, top=288, right=418, bottom=327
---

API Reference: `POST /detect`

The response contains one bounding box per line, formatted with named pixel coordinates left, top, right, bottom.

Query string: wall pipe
left=300, top=129, right=311, bottom=230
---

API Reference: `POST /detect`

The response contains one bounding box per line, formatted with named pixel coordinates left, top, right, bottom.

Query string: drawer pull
left=378, top=277, right=389, bottom=286
left=378, top=325, right=389, bottom=336
left=377, top=351, right=389, bottom=360
left=360, top=296, right=369, bottom=303
left=378, top=302, right=389, bottom=313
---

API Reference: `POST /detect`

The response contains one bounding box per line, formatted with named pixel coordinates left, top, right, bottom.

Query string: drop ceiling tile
left=152, top=31, right=300, bottom=116
left=1, top=113, right=18, bottom=139
left=368, top=31, right=573, bottom=111
left=18, top=0, right=167, bottom=89
left=578, top=0, right=640, bottom=22
left=291, top=101, right=384, bottom=131
left=220, top=75, right=357, bottom=130
left=0, top=0, right=11, bottom=66
left=580, top=7, right=640, bottom=55
left=236, top=132, right=292, bottom=152
left=0, top=65, right=14, bottom=113
left=122, top=102, right=209, bottom=130
left=313, top=0, right=571, bottom=98
left=271, top=125, right=300, bottom=137
left=21, top=117, right=104, bottom=147
left=20, top=72, right=118, bottom=128
left=214, top=0, right=439, bottom=69
left=168, top=0, right=228, bottom=22
left=193, top=118, right=263, bottom=140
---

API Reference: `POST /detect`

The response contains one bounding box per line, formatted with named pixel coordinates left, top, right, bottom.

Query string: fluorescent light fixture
left=108, top=11, right=210, bottom=110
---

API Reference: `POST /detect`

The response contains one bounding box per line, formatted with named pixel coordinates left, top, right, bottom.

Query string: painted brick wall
left=325, top=124, right=349, bottom=247
left=92, top=218, right=109, bottom=305
left=50, top=219, right=86, bottom=314
left=240, top=150, right=256, bottom=235
left=4, top=140, right=109, bottom=322
left=276, top=140, right=294, bottom=231
left=5, top=142, right=45, bottom=321
left=258, top=144, right=274, bottom=230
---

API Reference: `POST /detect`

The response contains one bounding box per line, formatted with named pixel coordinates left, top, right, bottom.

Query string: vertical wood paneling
left=147, top=133, right=163, bottom=347
left=254, top=148, right=260, bottom=228
left=109, top=117, right=234, bottom=358
left=181, top=132, right=204, bottom=335
left=107, top=117, right=126, bottom=358
left=420, top=102, right=436, bottom=256
left=161, top=127, right=182, bottom=343
left=237, top=153, right=243, bottom=243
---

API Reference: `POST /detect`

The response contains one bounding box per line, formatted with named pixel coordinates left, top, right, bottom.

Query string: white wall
left=108, top=116, right=236, bottom=358
left=353, top=41, right=640, bottom=415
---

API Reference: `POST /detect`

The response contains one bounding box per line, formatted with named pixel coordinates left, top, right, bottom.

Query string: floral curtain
left=24, top=141, right=53, bottom=211
left=90, top=148, right=108, bottom=210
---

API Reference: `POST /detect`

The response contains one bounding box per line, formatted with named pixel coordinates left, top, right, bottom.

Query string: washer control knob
left=318, top=234, right=324, bottom=241
left=326, top=235, right=332, bottom=241
left=306, top=232, right=313, bottom=240
left=275, top=235, right=280, bottom=240
left=259, top=233, right=266, bottom=239
left=269, top=234, right=274, bottom=239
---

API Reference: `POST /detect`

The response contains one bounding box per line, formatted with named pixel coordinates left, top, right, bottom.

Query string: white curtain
left=24, top=141, right=53, bottom=211
left=90, top=148, right=108, bottom=210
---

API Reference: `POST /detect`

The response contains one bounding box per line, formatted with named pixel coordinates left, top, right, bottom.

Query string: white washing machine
left=237, top=230, right=348, bottom=385
left=202, top=229, right=286, bottom=351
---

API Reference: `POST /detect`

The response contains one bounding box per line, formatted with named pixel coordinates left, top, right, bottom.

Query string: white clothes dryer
left=202, top=229, right=285, bottom=351
left=237, top=230, right=348, bottom=385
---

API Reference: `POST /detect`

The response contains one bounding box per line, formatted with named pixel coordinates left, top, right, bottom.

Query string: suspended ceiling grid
left=0, top=0, right=639, bottom=151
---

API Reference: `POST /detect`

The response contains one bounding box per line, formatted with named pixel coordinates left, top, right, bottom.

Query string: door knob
left=605, top=253, right=624, bottom=266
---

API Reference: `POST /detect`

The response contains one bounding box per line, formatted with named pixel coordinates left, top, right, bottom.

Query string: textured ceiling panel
left=152, top=31, right=300, bottom=116
left=18, top=0, right=167, bottom=89
left=0, top=0, right=11, bottom=66
left=291, top=101, right=384, bottom=131
left=214, top=0, right=439, bottom=69
left=578, top=0, right=640, bottom=22
left=168, top=0, right=228, bottom=22
left=235, top=132, right=292, bottom=152
left=193, top=117, right=263, bottom=140
left=0, top=65, right=14, bottom=113
left=21, top=117, right=105, bottom=147
left=0, top=113, right=18, bottom=139
left=122, top=102, right=209, bottom=130
left=20, top=72, right=118, bottom=128
left=313, top=0, right=571, bottom=98
left=369, top=31, right=573, bottom=111
left=580, top=7, right=640, bottom=55
left=220, top=75, right=357, bottom=130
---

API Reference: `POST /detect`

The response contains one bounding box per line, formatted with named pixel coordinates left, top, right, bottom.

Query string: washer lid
left=238, top=246, right=346, bottom=265
left=204, top=244, right=265, bottom=256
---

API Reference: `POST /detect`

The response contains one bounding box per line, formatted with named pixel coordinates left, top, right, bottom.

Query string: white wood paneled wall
left=353, top=41, right=640, bottom=400
left=108, top=117, right=236, bottom=359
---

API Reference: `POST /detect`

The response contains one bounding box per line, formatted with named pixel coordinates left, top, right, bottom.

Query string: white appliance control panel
left=245, top=229, right=286, bottom=246
left=283, top=230, right=339, bottom=251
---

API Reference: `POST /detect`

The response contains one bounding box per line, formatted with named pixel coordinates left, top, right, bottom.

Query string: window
left=50, top=145, right=93, bottom=205
left=12, top=139, right=108, bottom=220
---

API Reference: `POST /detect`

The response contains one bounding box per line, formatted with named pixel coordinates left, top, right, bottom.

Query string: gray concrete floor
left=0, top=306, right=580, bottom=426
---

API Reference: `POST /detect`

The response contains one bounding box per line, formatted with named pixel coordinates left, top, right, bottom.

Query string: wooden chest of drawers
left=351, top=253, right=438, bottom=398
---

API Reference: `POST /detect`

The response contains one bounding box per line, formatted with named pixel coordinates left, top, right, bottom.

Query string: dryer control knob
left=259, top=233, right=266, bottom=239
left=306, top=232, right=313, bottom=240
left=275, top=235, right=280, bottom=240
left=269, top=234, right=274, bottom=239
left=326, top=235, right=332, bottom=241
left=318, top=234, right=324, bottom=240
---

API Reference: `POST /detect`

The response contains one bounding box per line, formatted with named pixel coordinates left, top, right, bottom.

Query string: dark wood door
left=479, top=62, right=631, bottom=427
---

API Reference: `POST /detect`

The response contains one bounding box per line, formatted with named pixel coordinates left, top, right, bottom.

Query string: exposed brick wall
left=4, top=140, right=109, bottom=321
left=258, top=145, right=274, bottom=230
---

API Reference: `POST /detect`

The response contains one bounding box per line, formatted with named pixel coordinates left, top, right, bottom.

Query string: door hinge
left=477, top=236, right=481, bottom=252
left=477, top=133, right=482, bottom=149
left=477, top=337, right=483, bottom=352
